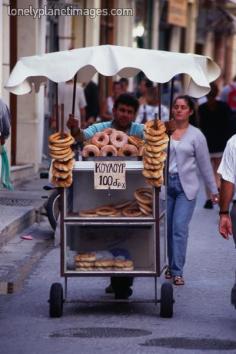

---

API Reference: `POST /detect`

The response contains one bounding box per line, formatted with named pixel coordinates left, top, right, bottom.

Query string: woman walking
left=166, top=95, right=218, bottom=285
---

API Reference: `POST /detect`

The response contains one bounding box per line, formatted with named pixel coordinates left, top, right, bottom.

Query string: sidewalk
left=0, top=174, right=54, bottom=294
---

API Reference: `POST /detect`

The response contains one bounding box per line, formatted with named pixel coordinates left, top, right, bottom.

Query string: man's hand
left=219, top=214, right=232, bottom=240
left=164, top=119, right=176, bottom=135
left=66, top=115, right=79, bottom=130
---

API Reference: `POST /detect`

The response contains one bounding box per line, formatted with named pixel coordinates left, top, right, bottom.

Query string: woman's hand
left=211, top=194, right=219, bottom=204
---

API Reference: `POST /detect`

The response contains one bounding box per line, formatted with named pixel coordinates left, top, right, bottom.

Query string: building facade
left=1, top=0, right=236, bottom=179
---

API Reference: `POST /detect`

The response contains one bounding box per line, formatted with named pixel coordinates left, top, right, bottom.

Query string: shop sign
left=94, top=161, right=126, bottom=190
left=167, top=0, right=187, bottom=28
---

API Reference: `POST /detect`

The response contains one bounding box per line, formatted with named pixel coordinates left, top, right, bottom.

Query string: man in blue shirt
left=67, top=93, right=144, bottom=142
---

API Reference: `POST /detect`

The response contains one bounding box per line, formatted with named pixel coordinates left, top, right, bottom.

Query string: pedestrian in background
left=0, top=97, right=13, bottom=190
left=100, top=81, right=122, bottom=121
left=135, top=86, right=169, bottom=123
left=84, top=80, right=99, bottom=127
left=198, top=82, right=232, bottom=209
left=136, top=77, right=153, bottom=105
left=165, top=95, right=218, bottom=285
left=220, top=75, right=236, bottom=135
left=58, top=80, right=87, bottom=129
left=119, top=78, right=130, bottom=94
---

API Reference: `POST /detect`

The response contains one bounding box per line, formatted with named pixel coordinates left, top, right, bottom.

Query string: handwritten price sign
left=94, top=161, right=126, bottom=190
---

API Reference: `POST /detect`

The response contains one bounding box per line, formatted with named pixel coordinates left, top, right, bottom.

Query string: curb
left=0, top=208, right=36, bottom=248
left=0, top=221, right=54, bottom=295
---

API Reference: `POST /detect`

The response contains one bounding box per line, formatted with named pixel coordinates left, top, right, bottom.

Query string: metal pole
left=72, top=73, right=77, bottom=116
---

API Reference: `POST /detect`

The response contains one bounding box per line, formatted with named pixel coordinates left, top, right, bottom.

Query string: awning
left=5, top=45, right=221, bottom=98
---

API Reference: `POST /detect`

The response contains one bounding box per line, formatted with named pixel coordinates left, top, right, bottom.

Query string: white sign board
left=94, top=161, right=126, bottom=190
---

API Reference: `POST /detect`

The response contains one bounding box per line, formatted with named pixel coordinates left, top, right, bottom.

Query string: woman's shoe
left=164, top=267, right=172, bottom=279
left=173, top=276, right=185, bottom=286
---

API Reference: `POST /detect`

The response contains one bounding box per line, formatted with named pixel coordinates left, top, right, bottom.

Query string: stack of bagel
left=142, top=120, right=169, bottom=188
left=48, top=132, right=75, bottom=188
left=79, top=187, right=153, bottom=217
left=74, top=252, right=134, bottom=271
left=82, top=128, right=144, bottom=158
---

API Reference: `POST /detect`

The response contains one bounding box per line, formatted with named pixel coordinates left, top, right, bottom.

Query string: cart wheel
left=49, top=283, right=64, bottom=318
left=160, top=282, right=174, bottom=318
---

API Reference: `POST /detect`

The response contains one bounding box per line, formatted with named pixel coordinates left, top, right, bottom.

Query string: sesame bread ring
left=53, top=159, right=75, bottom=172
left=91, top=132, right=109, bottom=148
left=143, top=161, right=163, bottom=170
left=79, top=209, right=98, bottom=217
left=50, top=149, right=72, bottom=160
left=146, top=176, right=164, bottom=188
left=138, top=145, right=144, bottom=156
left=142, top=169, right=163, bottom=179
left=52, top=168, right=71, bottom=180
left=82, top=144, right=100, bottom=158
left=137, top=201, right=152, bottom=214
left=83, top=139, right=92, bottom=146
left=95, top=260, right=114, bottom=267
left=144, top=124, right=166, bottom=136
left=144, top=132, right=166, bottom=142
left=145, top=120, right=164, bottom=128
left=103, top=128, right=114, bottom=135
left=139, top=205, right=152, bottom=216
left=143, top=152, right=167, bottom=164
left=75, top=261, right=95, bottom=267
left=110, top=130, right=128, bottom=148
left=49, top=132, right=74, bottom=145
left=122, top=205, right=143, bottom=217
left=49, top=144, right=69, bottom=151
left=49, top=147, right=71, bottom=156
left=57, top=151, right=75, bottom=162
left=95, top=205, right=117, bottom=216
left=145, top=143, right=168, bottom=154
left=144, top=120, right=165, bottom=131
left=49, top=136, right=75, bottom=148
left=144, top=148, right=167, bottom=158
left=75, top=267, right=94, bottom=271
left=100, top=145, right=118, bottom=157
left=52, top=174, right=72, bottom=188
left=109, top=210, right=122, bottom=217
left=128, top=135, right=144, bottom=147
left=146, top=136, right=169, bottom=147
left=134, top=188, right=153, bottom=205
left=75, top=253, right=96, bottom=262
left=118, top=144, right=138, bottom=157
left=114, top=200, right=133, bottom=210
left=114, top=260, right=133, bottom=268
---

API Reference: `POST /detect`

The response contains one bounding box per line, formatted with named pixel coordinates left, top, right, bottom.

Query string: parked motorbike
left=40, top=171, right=60, bottom=230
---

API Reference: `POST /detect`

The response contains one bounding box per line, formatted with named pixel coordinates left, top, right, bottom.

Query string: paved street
left=0, top=181, right=235, bottom=354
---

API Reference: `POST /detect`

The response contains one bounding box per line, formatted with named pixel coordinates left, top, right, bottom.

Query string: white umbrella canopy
left=5, top=45, right=220, bottom=98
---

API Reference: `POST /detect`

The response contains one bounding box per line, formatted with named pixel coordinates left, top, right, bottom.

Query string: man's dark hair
left=113, top=93, right=139, bottom=113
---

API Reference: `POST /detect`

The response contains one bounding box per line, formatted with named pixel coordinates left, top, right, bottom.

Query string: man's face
left=113, top=104, right=136, bottom=128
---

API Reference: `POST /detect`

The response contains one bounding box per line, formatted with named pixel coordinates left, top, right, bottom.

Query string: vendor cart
left=6, top=45, right=221, bottom=318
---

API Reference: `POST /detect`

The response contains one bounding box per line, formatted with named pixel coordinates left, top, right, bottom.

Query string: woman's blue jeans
left=167, top=173, right=196, bottom=276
